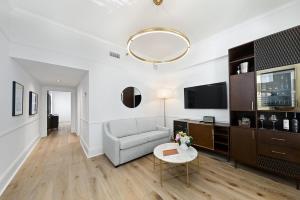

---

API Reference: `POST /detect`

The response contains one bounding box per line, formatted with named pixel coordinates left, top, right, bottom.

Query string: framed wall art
left=29, top=91, right=38, bottom=115
left=12, top=81, right=24, bottom=116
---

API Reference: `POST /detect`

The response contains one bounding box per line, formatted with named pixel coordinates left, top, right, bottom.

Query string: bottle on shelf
left=292, top=112, right=298, bottom=133
left=283, top=112, right=289, bottom=131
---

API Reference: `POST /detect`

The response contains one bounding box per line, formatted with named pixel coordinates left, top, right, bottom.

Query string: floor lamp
left=157, top=89, right=172, bottom=127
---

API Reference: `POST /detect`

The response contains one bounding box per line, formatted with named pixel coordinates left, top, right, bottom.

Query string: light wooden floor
left=1, top=125, right=300, bottom=200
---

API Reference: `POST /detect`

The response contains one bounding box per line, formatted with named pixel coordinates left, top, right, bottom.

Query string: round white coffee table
left=153, top=143, right=198, bottom=186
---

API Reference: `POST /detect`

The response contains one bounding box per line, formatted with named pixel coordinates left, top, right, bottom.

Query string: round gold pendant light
left=127, top=27, right=190, bottom=64
left=127, top=0, right=190, bottom=64
left=153, top=0, right=163, bottom=6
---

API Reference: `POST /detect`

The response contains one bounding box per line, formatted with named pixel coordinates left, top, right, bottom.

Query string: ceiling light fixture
left=153, top=0, right=163, bottom=6
left=127, top=0, right=190, bottom=64
left=127, top=27, right=190, bottom=64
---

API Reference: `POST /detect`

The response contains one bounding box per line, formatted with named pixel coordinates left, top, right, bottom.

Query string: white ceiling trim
left=9, top=42, right=94, bottom=71
left=12, top=7, right=126, bottom=50
left=0, top=24, right=11, bottom=41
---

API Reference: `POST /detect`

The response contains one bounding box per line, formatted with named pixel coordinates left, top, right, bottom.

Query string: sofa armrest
left=103, top=123, right=120, bottom=166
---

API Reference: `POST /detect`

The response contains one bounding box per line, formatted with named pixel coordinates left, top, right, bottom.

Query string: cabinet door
left=230, top=126, right=256, bottom=166
left=189, top=123, right=214, bottom=150
left=230, top=72, right=256, bottom=111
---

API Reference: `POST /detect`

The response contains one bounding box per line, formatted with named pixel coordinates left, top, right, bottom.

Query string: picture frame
left=12, top=81, right=24, bottom=116
left=29, top=91, right=38, bottom=115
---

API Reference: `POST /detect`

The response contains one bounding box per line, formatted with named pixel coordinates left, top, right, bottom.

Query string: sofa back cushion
left=136, top=118, right=157, bottom=133
left=108, top=119, right=138, bottom=138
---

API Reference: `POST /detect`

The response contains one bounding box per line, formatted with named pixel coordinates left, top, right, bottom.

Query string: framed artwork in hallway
left=12, top=81, right=24, bottom=116
left=29, top=91, right=38, bottom=115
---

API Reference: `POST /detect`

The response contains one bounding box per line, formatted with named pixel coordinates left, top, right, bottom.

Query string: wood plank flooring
left=1, top=125, right=300, bottom=200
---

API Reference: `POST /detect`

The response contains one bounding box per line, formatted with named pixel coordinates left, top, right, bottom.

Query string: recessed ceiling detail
left=127, top=27, right=190, bottom=64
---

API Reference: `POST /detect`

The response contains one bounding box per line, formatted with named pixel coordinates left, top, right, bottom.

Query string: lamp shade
left=157, top=88, right=172, bottom=99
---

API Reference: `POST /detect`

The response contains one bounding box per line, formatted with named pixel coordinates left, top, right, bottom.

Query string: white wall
left=0, top=30, right=41, bottom=195
left=77, top=73, right=90, bottom=155
left=83, top=64, right=161, bottom=157
left=49, top=91, right=71, bottom=123
left=159, top=56, right=230, bottom=131
left=156, top=1, right=300, bottom=131
left=180, top=0, right=300, bottom=70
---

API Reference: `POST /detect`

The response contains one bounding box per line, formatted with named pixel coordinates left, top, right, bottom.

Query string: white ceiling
left=14, top=58, right=88, bottom=87
left=11, top=0, right=292, bottom=48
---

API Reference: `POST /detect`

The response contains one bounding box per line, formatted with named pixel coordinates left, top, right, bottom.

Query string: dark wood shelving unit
left=214, top=125, right=230, bottom=160
left=229, top=42, right=255, bottom=76
left=229, top=55, right=254, bottom=64
left=229, top=25, right=300, bottom=189
left=229, top=41, right=258, bottom=167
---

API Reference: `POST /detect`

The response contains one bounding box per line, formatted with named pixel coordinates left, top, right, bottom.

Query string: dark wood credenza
left=229, top=25, right=300, bottom=189
left=174, top=120, right=230, bottom=160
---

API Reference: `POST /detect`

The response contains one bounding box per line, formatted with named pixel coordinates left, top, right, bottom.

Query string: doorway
left=47, top=91, right=72, bottom=135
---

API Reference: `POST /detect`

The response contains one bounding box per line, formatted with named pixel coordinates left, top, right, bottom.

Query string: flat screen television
left=184, top=82, right=227, bottom=109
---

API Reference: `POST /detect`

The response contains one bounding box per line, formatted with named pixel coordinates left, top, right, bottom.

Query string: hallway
left=0, top=124, right=90, bottom=200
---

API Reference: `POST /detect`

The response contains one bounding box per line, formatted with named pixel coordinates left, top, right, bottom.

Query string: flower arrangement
left=175, top=131, right=193, bottom=150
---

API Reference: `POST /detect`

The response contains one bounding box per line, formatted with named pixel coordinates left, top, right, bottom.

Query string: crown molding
left=11, top=7, right=126, bottom=51
left=0, top=26, right=11, bottom=41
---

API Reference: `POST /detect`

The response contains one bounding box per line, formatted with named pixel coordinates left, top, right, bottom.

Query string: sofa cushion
left=119, top=133, right=149, bottom=150
left=109, top=119, right=137, bottom=138
left=144, top=130, right=170, bottom=141
left=136, top=118, right=157, bottom=133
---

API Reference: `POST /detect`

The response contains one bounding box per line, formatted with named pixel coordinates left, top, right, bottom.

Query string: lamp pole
left=163, top=98, right=166, bottom=127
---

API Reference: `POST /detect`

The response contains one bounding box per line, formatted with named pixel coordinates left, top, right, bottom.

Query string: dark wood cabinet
left=230, top=72, right=256, bottom=111
left=230, top=126, right=256, bottom=166
left=257, top=129, right=300, bottom=165
left=173, top=120, right=188, bottom=135
left=228, top=26, right=300, bottom=189
left=174, top=120, right=230, bottom=158
left=189, top=123, right=214, bottom=150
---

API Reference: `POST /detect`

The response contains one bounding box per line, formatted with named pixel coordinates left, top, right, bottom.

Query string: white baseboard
left=80, top=137, right=89, bottom=158
left=88, top=146, right=103, bottom=158
left=0, top=136, right=40, bottom=196
left=80, top=137, right=103, bottom=159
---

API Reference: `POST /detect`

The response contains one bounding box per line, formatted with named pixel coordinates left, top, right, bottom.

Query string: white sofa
left=103, top=118, right=170, bottom=166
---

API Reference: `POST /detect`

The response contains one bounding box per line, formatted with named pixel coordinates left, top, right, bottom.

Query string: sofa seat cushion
left=119, top=133, right=149, bottom=150
left=109, top=118, right=138, bottom=138
left=144, top=131, right=170, bottom=141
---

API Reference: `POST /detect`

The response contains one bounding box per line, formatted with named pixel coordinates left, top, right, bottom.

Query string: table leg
left=197, top=155, right=200, bottom=171
left=186, top=162, right=189, bottom=187
left=160, top=159, right=163, bottom=187
left=153, top=154, right=155, bottom=171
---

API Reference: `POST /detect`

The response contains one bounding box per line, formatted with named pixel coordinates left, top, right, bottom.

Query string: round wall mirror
left=121, top=87, right=142, bottom=108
